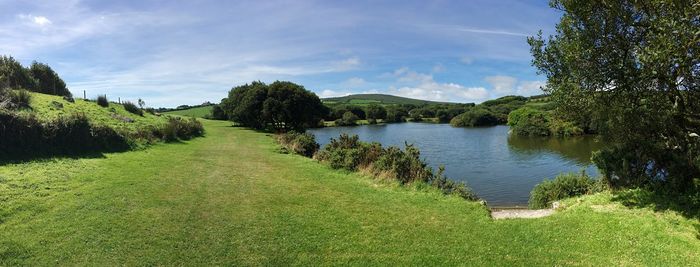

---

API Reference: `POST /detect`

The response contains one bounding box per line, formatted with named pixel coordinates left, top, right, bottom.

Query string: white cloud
left=319, top=89, right=351, bottom=98
left=455, top=27, right=529, bottom=37
left=516, top=80, right=546, bottom=95
left=19, top=15, right=52, bottom=26
left=485, top=75, right=518, bottom=95
left=387, top=68, right=489, bottom=102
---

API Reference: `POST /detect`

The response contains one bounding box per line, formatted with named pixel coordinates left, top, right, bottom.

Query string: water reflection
left=507, top=134, right=604, bottom=165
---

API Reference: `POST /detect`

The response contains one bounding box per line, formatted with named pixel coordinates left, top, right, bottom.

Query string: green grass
left=163, top=105, right=213, bottom=118
left=1, top=119, right=698, bottom=265
left=21, top=92, right=168, bottom=132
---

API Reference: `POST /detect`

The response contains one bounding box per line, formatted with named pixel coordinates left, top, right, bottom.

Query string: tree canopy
left=0, top=56, right=71, bottom=97
left=529, top=0, right=700, bottom=189
left=220, top=81, right=328, bottom=132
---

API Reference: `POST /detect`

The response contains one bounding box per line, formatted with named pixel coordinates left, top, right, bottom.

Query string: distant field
left=323, top=94, right=452, bottom=106
left=163, top=105, right=213, bottom=118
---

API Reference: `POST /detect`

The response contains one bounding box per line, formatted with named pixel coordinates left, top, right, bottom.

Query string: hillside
left=22, top=92, right=168, bottom=132
left=1, top=119, right=698, bottom=265
left=163, top=105, right=214, bottom=118
left=323, top=94, right=453, bottom=106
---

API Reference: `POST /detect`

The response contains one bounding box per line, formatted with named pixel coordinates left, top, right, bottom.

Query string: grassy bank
left=1, top=119, right=698, bottom=265
left=163, top=105, right=214, bottom=118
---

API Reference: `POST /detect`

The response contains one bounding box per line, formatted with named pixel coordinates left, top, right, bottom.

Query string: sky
left=0, top=0, right=561, bottom=107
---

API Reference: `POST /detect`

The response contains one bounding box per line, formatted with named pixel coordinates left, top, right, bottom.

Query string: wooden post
left=83, top=90, right=86, bottom=99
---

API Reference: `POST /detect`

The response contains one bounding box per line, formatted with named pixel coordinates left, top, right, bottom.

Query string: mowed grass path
left=1, top=120, right=699, bottom=265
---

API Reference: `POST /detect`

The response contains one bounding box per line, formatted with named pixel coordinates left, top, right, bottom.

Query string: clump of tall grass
left=122, top=101, right=143, bottom=116
left=276, top=132, right=319, bottom=157
left=96, top=95, right=109, bottom=107
left=315, top=133, right=479, bottom=201
left=529, top=172, right=606, bottom=209
left=161, top=117, right=204, bottom=142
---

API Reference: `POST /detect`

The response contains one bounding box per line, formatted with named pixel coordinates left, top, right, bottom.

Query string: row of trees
left=0, top=56, right=71, bottom=97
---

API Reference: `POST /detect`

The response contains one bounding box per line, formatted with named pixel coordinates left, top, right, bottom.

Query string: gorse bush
left=315, top=133, right=479, bottom=201
left=162, top=117, right=204, bottom=142
left=97, top=95, right=109, bottom=107
left=122, top=101, right=143, bottom=116
left=529, top=172, right=604, bottom=209
left=276, top=132, right=319, bottom=157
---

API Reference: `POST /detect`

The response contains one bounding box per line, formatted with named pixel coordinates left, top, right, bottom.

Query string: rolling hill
left=163, top=105, right=214, bottom=118
left=322, top=94, right=454, bottom=106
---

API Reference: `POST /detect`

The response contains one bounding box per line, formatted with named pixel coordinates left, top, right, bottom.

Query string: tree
left=220, top=81, right=328, bottom=132
left=529, top=1, right=700, bottom=189
left=450, top=108, right=498, bottom=127
left=365, top=104, right=387, bottom=122
left=0, top=56, right=37, bottom=91
left=29, top=61, right=71, bottom=97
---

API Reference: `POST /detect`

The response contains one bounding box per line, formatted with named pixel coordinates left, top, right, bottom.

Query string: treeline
left=0, top=55, right=71, bottom=97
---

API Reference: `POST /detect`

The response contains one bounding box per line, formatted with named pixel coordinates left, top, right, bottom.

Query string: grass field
left=163, top=105, right=213, bottom=118
left=1, top=119, right=698, bottom=265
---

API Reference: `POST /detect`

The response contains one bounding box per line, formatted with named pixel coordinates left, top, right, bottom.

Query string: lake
left=308, top=123, right=602, bottom=207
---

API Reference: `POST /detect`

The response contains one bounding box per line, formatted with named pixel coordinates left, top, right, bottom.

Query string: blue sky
left=0, top=0, right=561, bottom=107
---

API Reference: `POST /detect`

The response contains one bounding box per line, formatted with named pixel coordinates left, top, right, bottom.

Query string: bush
left=122, top=101, right=143, bottom=116
left=10, top=89, right=31, bottom=109
left=97, top=95, right=109, bottom=107
left=0, top=111, right=131, bottom=160
left=529, top=172, right=603, bottom=209
left=508, top=107, right=551, bottom=136
left=276, top=132, right=320, bottom=157
left=315, top=134, right=479, bottom=201
left=450, top=108, right=498, bottom=127
left=161, top=117, right=205, bottom=142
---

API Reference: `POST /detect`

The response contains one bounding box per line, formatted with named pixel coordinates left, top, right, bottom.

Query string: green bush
left=508, top=107, right=551, bottom=136
left=276, top=132, right=320, bottom=157
left=122, top=101, right=143, bottom=116
left=316, top=134, right=479, bottom=202
left=450, top=108, right=498, bottom=127
left=529, top=172, right=603, bottom=209
left=97, top=95, right=109, bottom=107
left=10, top=89, right=31, bottom=109
left=161, top=117, right=205, bottom=142
left=0, top=111, right=131, bottom=160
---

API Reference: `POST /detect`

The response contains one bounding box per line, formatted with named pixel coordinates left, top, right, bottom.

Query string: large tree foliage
left=0, top=56, right=37, bottom=91
left=529, top=0, right=700, bottom=189
left=221, top=81, right=328, bottom=132
left=29, top=61, right=71, bottom=97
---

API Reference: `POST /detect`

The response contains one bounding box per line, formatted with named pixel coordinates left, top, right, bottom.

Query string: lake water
left=308, top=123, right=602, bottom=207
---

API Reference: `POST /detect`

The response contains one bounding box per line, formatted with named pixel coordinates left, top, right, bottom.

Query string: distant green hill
left=163, top=105, right=214, bottom=118
left=322, top=94, right=452, bottom=106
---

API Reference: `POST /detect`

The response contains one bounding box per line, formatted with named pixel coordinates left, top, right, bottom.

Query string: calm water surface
left=308, top=123, right=602, bottom=207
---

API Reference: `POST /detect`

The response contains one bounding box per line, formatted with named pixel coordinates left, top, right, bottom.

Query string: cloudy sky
left=1, top=0, right=561, bottom=107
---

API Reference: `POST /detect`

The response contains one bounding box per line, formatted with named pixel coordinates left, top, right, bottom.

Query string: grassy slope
left=1, top=120, right=698, bottom=265
left=23, top=93, right=167, bottom=132
left=163, top=105, right=213, bottom=118
left=323, top=94, right=451, bottom=106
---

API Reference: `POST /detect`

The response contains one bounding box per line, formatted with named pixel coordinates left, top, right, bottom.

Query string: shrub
left=122, top=101, right=143, bottom=116
left=450, top=108, right=498, bottom=127
left=529, top=172, right=603, bottom=209
left=276, top=132, right=319, bottom=157
left=97, top=95, right=109, bottom=107
left=161, top=117, right=205, bottom=142
left=63, top=96, right=75, bottom=103
left=10, top=89, right=31, bottom=109
left=508, top=107, right=551, bottom=136
left=316, top=134, right=480, bottom=202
